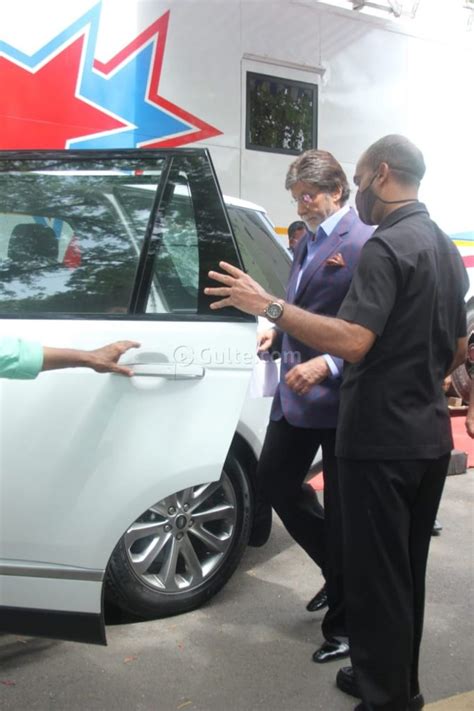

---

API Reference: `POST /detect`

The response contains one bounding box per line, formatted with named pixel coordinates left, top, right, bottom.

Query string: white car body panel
left=236, top=396, right=272, bottom=461
left=0, top=318, right=256, bottom=613
left=1, top=575, right=100, bottom=615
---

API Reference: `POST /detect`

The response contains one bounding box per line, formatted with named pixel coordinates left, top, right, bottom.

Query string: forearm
left=278, top=303, right=372, bottom=363
left=206, top=262, right=375, bottom=362
left=42, top=347, right=92, bottom=372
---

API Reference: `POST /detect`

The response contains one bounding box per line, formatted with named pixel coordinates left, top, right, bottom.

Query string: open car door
left=0, top=149, right=256, bottom=644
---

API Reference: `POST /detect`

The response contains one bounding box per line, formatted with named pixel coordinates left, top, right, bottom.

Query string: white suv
left=0, top=149, right=291, bottom=644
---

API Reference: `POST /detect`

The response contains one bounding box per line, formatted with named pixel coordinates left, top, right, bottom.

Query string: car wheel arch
left=103, top=446, right=256, bottom=619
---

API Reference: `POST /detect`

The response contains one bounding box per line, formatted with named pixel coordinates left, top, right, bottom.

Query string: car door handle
left=131, top=364, right=205, bottom=380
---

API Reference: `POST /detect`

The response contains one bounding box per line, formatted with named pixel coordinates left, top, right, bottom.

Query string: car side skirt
left=0, top=606, right=106, bottom=645
left=0, top=563, right=106, bottom=644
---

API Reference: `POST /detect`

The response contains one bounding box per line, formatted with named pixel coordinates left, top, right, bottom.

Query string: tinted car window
left=0, top=152, right=248, bottom=320
left=227, top=205, right=291, bottom=299
left=118, top=181, right=199, bottom=314
left=0, top=158, right=165, bottom=315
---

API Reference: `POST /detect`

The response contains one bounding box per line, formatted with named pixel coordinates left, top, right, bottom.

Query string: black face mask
left=355, top=170, right=419, bottom=225
left=355, top=173, right=378, bottom=225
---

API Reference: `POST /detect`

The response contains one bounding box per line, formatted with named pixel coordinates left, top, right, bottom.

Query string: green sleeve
left=0, top=337, right=44, bottom=379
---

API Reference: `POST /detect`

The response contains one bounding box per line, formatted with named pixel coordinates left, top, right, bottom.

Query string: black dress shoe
left=337, top=666, right=424, bottom=710
left=306, top=584, right=328, bottom=612
left=312, top=638, right=350, bottom=664
left=336, top=666, right=360, bottom=697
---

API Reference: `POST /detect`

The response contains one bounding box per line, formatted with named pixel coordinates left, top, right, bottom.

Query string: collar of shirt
left=310, top=204, right=351, bottom=242
left=295, top=205, right=350, bottom=292
left=302, top=203, right=351, bottom=267
left=376, top=201, right=425, bottom=232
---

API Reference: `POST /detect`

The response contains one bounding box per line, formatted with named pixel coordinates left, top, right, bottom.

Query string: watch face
left=266, top=302, right=283, bottom=320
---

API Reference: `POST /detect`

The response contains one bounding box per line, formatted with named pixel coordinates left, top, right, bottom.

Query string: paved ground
left=1, top=470, right=473, bottom=711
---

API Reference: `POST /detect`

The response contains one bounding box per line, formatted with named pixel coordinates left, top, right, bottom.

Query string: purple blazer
left=271, top=207, right=373, bottom=429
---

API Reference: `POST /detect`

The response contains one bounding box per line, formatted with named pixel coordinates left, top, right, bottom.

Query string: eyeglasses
left=291, top=192, right=318, bottom=206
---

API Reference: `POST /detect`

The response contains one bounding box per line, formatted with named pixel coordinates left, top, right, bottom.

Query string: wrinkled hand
left=205, top=262, right=273, bottom=315
left=257, top=328, right=277, bottom=353
left=285, top=356, right=330, bottom=395
left=87, top=340, right=140, bottom=376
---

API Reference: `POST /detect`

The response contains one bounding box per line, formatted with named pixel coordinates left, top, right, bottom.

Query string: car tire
left=105, top=451, right=253, bottom=619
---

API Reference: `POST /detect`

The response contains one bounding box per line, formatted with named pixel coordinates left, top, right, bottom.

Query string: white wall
left=317, top=6, right=474, bottom=235
left=2, top=0, right=472, bottom=236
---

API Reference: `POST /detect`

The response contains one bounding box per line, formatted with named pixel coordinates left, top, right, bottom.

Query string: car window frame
left=0, top=149, right=253, bottom=323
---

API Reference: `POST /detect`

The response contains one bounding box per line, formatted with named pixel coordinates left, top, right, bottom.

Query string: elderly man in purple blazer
left=257, top=150, right=372, bottom=663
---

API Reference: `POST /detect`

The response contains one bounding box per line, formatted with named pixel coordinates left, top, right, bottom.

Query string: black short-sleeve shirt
left=336, top=202, right=468, bottom=460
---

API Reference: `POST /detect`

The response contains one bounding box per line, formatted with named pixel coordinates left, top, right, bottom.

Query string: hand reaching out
left=205, top=262, right=273, bottom=315
left=85, top=341, right=141, bottom=376
left=42, top=340, right=140, bottom=376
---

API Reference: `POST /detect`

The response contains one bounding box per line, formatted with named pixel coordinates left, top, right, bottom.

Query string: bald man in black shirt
left=206, top=135, right=468, bottom=711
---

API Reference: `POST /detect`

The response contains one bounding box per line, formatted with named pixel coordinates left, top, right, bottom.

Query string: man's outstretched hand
left=42, top=340, right=141, bottom=376
left=205, top=262, right=273, bottom=316
left=86, top=341, right=141, bottom=376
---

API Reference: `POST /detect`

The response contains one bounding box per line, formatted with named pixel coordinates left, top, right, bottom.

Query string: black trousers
left=338, top=455, right=449, bottom=711
left=257, top=416, right=346, bottom=639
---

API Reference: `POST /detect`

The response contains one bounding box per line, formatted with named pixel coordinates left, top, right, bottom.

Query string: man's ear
left=377, top=162, right=391, bottom=183
left=331, top=185, right=343, bottom=203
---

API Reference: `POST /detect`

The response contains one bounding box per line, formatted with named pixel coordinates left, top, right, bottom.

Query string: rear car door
left=0, top=149, right=256, bottom=644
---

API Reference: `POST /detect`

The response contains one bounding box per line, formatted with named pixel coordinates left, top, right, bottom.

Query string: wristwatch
left=263, top=299, right=285, bottom=322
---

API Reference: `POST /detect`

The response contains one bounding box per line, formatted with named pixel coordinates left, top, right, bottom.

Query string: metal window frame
left=245, top=71, right=318, bottom=156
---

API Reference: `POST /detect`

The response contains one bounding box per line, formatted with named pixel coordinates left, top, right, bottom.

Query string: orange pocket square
left=326, top=252, right=346, bottom=267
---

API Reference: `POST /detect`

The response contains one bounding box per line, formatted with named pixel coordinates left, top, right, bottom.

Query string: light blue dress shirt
left=0, top=337, right=44, bottom=379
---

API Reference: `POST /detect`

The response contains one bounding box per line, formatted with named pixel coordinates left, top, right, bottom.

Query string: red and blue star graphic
left=0, top=4, right=222, bottom=149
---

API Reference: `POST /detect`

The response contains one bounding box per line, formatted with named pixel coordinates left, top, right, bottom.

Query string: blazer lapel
left=295, top=208, right=357, bottom=302
left=287, top=234, right=309, bottom=301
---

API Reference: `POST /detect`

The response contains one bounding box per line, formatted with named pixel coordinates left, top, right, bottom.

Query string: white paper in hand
left=248, top=354, right=280, bottom=398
